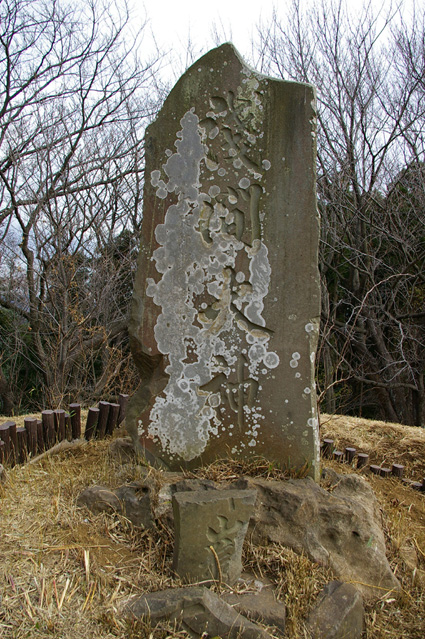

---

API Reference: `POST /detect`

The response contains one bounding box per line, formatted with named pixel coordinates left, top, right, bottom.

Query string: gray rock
left=77, top=481, right=154, bottom=529
left=154, top=477, right=218, bottom=521
left=247, top=474, right=400, bottom=601
left=124, top=586, right=204, bottom=623
left=223, top=588, right=286, bottom=633
left=127, top=42, right=321, bottom=480
left=399, top=543, right=417, bottom=572
left=77, top=485, right=122, bottom=514
left=124, top=586, right=273, bottom=639
left=307, top=581, right=364, bottom=639
left=108, top=437, right=136, bottom=463
left=173, top=489, right=256, bottom=585
left=172, top=478, right=218, bottom=493
left=182, top=587, right=273, bottom=639
left=399, top=542, right=424, bottom=587
left=321, top=466, right=341, bottom=486
left=0, top=463, right=7, bottom=484
left=115, top=481, right=154, bottom=529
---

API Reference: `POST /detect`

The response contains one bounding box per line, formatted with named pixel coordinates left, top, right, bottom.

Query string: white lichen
left=146, top=107, right=279, bottom=460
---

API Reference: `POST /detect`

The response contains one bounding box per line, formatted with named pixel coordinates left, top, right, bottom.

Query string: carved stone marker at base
left=128, top=42, right=321, bottom=479
left=172, top=489, right=256, bottom=585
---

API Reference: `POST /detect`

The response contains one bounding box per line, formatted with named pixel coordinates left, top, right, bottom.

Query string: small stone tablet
left=172, top=489, right=256, bottom=585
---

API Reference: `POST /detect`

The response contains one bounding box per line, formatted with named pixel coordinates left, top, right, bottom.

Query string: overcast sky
left=135, top=0, right=417, bottom=81
left=141, top=0, right=275, bottom=52
left=137, top=0, right=279, bottom=76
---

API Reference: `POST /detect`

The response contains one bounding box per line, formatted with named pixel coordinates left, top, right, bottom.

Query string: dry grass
left=320, top=413, right=425, bottom=479
left=319, top=413, right=425, bottom=639
left=0, top=436, right=177, bottom=638
left=319, top=459, right=425, bottom=639
left=242, top=543, right=334, bottom=638
left=184, top=456, right=307, bottom=482
left=0, top=413, right=424, bottom=638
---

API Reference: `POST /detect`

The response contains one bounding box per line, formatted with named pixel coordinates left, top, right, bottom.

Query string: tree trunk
left=0, top=367, right=14, bottom=415
left=414, top=373, right=425, bottom=428
left=323, top=344, right=336, bottom=413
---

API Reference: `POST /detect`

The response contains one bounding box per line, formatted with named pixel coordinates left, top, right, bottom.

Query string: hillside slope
left=0, top=413, right=424, bottom=638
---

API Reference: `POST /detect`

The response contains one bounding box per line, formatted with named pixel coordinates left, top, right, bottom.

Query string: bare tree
left=258, top=0, right=425, bottom=425
left=0, top=0, right=163, bottom=412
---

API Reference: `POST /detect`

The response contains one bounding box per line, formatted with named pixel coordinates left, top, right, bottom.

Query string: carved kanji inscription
left=172, top=490, right=256, bottom=585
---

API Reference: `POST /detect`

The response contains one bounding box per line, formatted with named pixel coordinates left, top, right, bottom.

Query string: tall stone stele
left=128, top=43, right=321, bottom=480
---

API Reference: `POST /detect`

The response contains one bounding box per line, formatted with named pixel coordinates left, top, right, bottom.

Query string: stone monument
left=128, top=43, right=321, bottom=479
left=172, top=489, right=257, bottom=585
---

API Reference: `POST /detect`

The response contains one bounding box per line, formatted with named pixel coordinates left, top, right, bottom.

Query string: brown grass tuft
left=184, top=455, right=311, bottom=482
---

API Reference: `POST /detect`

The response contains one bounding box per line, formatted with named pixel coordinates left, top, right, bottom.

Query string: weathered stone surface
left=182, top=586, right=273, bottom=639
left=124, top=586, right=201, bottom=623
left=399, top=542, right=418, bottom=573
left=154, top=476, right=217, bottom=522
left=77, top=485, right=122, bottom=514
left=222, top=589, right=286, bottom=633
left=108, top=437, right=137, bottom=463
left=114, top=481, right=154, bottom=529
left=124, top=586, right=273, bottom=639
left=172, top=488, right=256, bottom=585
left=77, top=481, right=154, bottom=529
left=399, top=542, right=425, bottom=586
left=307, top=581, right=364, bottom=639
left=127, top=42, right=321, bottom=479
left=0, top=463, right=7, bottom=484
left=173, top=477, right=218, bottom=493
left=246, top=474, right=400, bottom=600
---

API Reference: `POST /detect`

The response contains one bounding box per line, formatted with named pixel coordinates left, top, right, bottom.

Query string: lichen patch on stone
left=145, top=105, right=279, bottom=460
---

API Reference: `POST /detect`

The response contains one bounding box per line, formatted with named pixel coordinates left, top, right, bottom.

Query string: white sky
left=140, top=0, right=276, bottom=52
left=137, top=0, right=279, bottom=75
left=133, top=0, right=417, bottom=81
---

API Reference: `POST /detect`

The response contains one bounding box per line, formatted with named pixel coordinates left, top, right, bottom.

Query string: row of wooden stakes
left=321, top=438, right=425, bottom=493
left=0, top=394, right=129, bottom=467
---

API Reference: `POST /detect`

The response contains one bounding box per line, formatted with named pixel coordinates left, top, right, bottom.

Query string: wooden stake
left=96, top=401, right=110, bottom=438
left=391, top=464, right=404, bottom=478
left=106, top=403, right=120, bottom=435
left=84, top=408, right=100, bottom=440
left=0, top=423, right=12, bottom=465
left=24, top=418, right=38, bottom=457
left=69, top=403, right=81, bottom=439
left=357, top=453, right=369, bottom=468
left=16, top=427, right=28, bottom=463
left=345, top=447, right=356, bottom=463
left=117, top=393, right=129, bottom=425
left=36, top=420, right=44, bottom=453
left=53, top=409, right=66, bottom=442
left=322, top=439, right=334, bottom=458
left=42, top=411, right=55, bottom=448
left=8, top=421, right=17, bottom=465
left=333, top=450, right=344, bottom=462
left=370, top=465, right=381, bottom=475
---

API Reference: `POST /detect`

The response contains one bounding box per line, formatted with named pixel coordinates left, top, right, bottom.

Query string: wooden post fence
left=0, top=391, right=129, bottom=467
